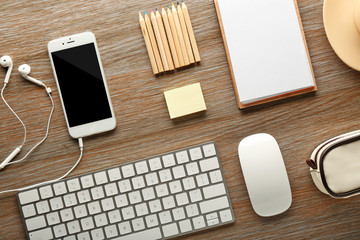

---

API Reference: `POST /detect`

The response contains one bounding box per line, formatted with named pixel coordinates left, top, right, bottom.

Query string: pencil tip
left=156, top=8, right=158, bottom=11
left=150, top=9, right=153, bottom=12
left=177, top=1, right=179, bottom=5
left=167, top=6, right=170, bottom=9
left=144, top=11, right=147, bottom=14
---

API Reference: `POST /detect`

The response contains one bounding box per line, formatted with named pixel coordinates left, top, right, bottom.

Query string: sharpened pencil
left=139, top=12, right=159, bottom=74
left=172, top=3, right=189, bottom=65
left=156, top=8, right=174, bottom=70
left=162, top=6, right=180, bottom=68
left=144, top=11, right=164, bottom=72
left=177, top=1, right=195, bottom=64
left=167, top=6, right=185, bottom=66
left=151, top=9, right=169, bottom=71
left=182, top=1, right=201, bottom=62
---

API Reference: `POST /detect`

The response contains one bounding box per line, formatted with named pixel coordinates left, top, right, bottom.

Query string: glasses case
left=306, top=130, right=360, bottom=198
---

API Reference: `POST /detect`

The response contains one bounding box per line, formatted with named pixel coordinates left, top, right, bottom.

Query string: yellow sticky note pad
left=164, top=83, right=207, bottom=119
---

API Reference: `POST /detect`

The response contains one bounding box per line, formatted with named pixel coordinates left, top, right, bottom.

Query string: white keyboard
left=17, top=142, right=235, bottom=240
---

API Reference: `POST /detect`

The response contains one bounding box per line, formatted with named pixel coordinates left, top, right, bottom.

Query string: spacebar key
left=200, top=196, right=230, bottom=214
left=113, top=227, right=162, bottom=240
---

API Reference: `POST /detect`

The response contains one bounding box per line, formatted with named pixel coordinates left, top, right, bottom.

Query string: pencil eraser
left=164, top=83, right=207, bottom=120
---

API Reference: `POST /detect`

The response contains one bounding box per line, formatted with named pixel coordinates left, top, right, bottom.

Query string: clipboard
left=214, top=0, right=317, bottom=109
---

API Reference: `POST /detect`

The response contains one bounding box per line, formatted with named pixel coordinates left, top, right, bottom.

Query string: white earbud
left=18, top=64, right=45, bottom=87
left=0, top=56, right=13, bottom=84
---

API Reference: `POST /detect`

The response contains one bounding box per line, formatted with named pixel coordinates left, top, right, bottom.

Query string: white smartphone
left=48, top=32, right=116, bottom=139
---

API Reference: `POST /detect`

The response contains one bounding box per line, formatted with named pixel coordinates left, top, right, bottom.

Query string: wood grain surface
left=1, top=0, right=360, bottom=239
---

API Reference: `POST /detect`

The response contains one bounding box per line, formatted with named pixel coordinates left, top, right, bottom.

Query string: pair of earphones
left=0, top=55, right=54, bottom=170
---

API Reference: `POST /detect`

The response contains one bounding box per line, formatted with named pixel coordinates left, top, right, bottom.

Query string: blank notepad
left=214, top=0, right=316, bottom=109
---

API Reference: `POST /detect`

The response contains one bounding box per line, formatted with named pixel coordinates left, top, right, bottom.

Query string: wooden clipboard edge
left=214, top=0, right=317, bottom=109
left=214, top=0, right=242, bottom=108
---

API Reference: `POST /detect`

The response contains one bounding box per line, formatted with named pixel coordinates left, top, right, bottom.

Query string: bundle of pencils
left=139, top=1, right=201, bottom=74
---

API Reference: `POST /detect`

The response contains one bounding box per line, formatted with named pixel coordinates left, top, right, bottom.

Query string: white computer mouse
left=238, top=133, right=292, bottom=217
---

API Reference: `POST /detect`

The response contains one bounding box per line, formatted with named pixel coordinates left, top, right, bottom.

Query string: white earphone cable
left=1, top=83, right=27, bottom=149
left=6, top=85, right=54, bottom=166
left=0, top=138, right=84, bottom=194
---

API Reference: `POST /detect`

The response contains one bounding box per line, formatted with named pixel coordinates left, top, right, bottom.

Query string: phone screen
left=51, top=43, right=112, bottom=127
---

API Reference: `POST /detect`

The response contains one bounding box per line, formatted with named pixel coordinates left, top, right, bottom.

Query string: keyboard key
left=63, top=193, right=77, bottom=207
left=81, top=217, right=95, bottom=231
left=176, top=192, right=189, bottom=206
left=118, top=221, right=131, bottom=235
left=142, top=187, right=155, bottom=201
left=179, top=219, right=192, bottom=233
left=145, top=214, right=159, bottom=228
left=206, top=212, right=219, bottom=226
left=220, top=209, right=233, bottom=223
left=74, top=205, right=88, bottom=218
left=162, top=196, right=175, bottom=209
left=94, top=171, right=108, bottom=185
left=132, top=218, right=145, bottom=231
left=60, top=208, right=74, bottom=222
left=88, top=201, right=101, bottom=215
left=64, top=235, right=76, bottom=240
left=77, top=190, right=91, bottom=203
left=159, top=169, right=172, bottom=182
left=135, top=203, right=149, bottom=216
left=67, top=179, right=81, bottom=192
left=108, top=167, right=122, bottom=181
left=105, top=224, right=118, bottom=238
left=189, top=147, right=203, bottom=160
left=132, top=176, right=145, bottom=189
left=155, top=184, right=169, bottom=197
left=192, top=215, right=206, bottom=229
left=186, top=204, right=199, bottom=217
left=122, top=164, right=135, bottom=178
left=53, top=224, right=67, bottom=238
left=77, top=232, right=91, bottom=240
left=172, top=207, right=186, bottom=221
left=122, top=206, right=135, bottom=220
left=189, top=189, right=203, bottom=202
left=91, top=186, right=105, bottom=200
left=80, top=175, right=95, bottom=188
left=67, top=220, right=81, bottom=234
left=182, top=177, right=196, bottom=190
left=135, top=161, right=149, bottom=174
left=169, top=180, right=182, bottom=194
left=108, top=209, right=122, bottom=223
left=18, top=189, right=39, bottom=205
left=162, top=154, right=176, bottom=167
left=203, top=183, right=226, bottom=199
left=101, top=197, right=115, bottom=211
left=115, top=227, right=161, bottom=240
left=186, top=162, right=199, bottom=175
left=148, top=157, right=162, bottom=171
left=145, top=172, right=159, bottom=186
left=26, top=215, right=46, bottom=231
left=176, top=150, right=189, bottom=164
left=115, top=194, right=128, bottom=208
left=118, top=179, right=132, bottom=193
left=36, top=200, right=50, bottom=214
left=202, top=143, right=216, bottom=157
left=149, top=199, right=162, bottom=213
left=210, top=170, right=223, bottom=183
left=199, top=196, right=229, bottom=214
left=196, top=173, right=210, bottom=187
left=22, top=204, right=36, bottom=218
left=199, top=157, right=219, bottom=172
left=159, top=210, right=172, bottom=224
left=91, top=228, right=104, bottom=240
left=29, top=228, right=53, bottom=240
left=172, top=165, right=186, bottom=179
left=53, top=182, right=67, bottom=196
left=50, top=197, right=63, bottom=211
left=104, top=182, right=118, bottom=196
left=94, top=213, right=108, bottom=227
left=39, top=185, right=53, bottom=199
left=162, top=223, right=179, bottom=237
left=129, top=190, right=142, bottom=204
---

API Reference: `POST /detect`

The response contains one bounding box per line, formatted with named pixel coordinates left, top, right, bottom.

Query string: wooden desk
left=1, top=0, right=360, bottom=239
